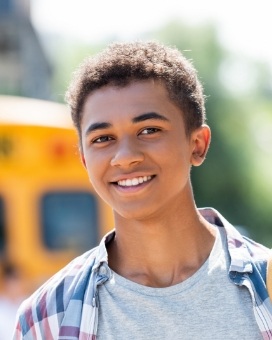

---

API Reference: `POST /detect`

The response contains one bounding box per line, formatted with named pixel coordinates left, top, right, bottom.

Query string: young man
left=14, top=41, right=272, bottom=339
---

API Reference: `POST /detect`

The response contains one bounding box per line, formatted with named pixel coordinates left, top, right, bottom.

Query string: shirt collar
left=199, top=207, right=253, bottom=273
left=92, top=229, right=115, bottom=272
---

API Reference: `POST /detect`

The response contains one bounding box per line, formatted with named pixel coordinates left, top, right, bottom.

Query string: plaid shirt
left=14, top=208, right=272, bottom=340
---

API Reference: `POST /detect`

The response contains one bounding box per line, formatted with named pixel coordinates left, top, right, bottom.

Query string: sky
left=30, top=0, right=272, bottom=68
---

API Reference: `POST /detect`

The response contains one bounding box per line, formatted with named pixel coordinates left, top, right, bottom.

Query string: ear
left=190, top=125, right=211, bottom=167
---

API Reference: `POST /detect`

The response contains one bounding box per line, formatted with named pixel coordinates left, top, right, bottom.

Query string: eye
left=140, top=127, right=160, bottom=135
left=91, top=135, right=114, bottom=144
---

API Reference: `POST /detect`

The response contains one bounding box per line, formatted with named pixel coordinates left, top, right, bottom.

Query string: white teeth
left=131, top=178, right=138, bottom=185
left=126, top=179, right=132, bottom=186
left=118, top=176, right=152, bottom=187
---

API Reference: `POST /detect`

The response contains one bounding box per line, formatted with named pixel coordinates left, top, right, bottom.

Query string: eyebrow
left=84, top=122, right=112, bottom=137
left=84, top=112, right=169, bottom=137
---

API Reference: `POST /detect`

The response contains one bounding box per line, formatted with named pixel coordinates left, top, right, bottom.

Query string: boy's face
left=80, top=80, right=210, bottom=221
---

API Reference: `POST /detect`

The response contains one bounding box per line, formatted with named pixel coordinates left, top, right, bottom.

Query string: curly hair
left=65, top=40, right=206, bottom=140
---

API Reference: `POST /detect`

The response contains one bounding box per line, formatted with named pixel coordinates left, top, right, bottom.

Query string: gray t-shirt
left=97, top=228, right=261, bottom=339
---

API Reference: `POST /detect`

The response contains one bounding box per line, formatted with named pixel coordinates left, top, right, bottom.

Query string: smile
left=117, top=176, right=152, bottom=187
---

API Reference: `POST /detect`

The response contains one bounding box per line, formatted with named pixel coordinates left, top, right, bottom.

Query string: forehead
left=81, top=80, right=183, bottom=124
left=84, top=79, right=165, bottom=105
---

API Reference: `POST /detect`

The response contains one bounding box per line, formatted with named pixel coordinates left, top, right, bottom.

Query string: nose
left=110, top=137, right=144, bottom=168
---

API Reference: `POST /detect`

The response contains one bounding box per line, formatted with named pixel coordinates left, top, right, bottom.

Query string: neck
left=107, top=205, right=216, bottom=288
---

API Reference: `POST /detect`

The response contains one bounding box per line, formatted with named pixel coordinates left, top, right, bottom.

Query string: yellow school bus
left=0, top=95, right=113, bottom=294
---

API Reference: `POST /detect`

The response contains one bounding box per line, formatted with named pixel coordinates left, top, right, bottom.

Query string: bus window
left=41, top=191, right=98, bottom=252
left=0, top=197, right=5, bottom=253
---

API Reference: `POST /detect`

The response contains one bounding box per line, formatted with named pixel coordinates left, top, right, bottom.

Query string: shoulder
left=21, top=246, right=99, bottom=305
left=199, top=207, right=270, bottom=273
left=242, top=236, right=270, bottom=277
left=15, top=247, right=99, bottom=338
left=243, top=236, right=270, bottom=259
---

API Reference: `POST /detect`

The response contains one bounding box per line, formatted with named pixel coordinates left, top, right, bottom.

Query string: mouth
left=112, top=175, right=155, bottom=187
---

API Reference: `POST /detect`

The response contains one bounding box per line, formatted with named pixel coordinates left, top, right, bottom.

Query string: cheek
left=83, top=153, right=99, bottom=180
left=158, top=140, right=189, bottom=164
left=161, top=147, right=191, bottom=181
left=86, top=162, right=101, bottom=182
left=84, top=153, right=109, bottom=189
left=86, top=166, right=108, bottom=202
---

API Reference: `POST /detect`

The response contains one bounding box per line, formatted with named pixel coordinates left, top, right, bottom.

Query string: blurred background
left=0, top=0, right=272, bottom=337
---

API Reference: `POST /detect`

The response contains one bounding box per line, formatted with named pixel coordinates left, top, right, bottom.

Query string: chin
left=113, top=205, right=159, bottom=222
